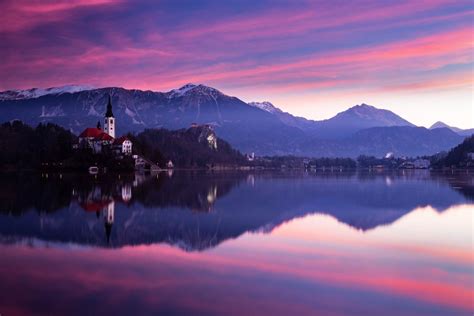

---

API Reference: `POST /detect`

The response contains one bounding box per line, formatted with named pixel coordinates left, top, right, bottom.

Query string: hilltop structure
left=78, top=96, right=132, bottom=155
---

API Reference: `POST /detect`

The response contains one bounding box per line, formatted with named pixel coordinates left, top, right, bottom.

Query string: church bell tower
left=104, top=95, right=115, bottom=138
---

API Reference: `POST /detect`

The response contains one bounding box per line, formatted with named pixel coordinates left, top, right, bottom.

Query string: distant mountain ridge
left=0, top=85, right=95, bottom=101
left=429, top=121, right=474, bottom=136
left=0, top=84, right=468, bottom=157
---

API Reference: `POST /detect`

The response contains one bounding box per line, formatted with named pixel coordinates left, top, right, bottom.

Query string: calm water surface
left=0, top=171, right=472, bottom=315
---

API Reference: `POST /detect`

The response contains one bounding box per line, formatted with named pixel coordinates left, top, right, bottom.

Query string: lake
left=0, top=170, right=472, bottom=315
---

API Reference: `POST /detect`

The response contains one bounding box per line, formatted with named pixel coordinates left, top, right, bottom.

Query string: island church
left=78, top=96, right=132, bottom=155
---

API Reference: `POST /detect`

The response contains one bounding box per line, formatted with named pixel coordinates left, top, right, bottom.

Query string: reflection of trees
left=0, top=174, right=73, bottom=215
left=429, top=171, right=474, bottom=201
left=0, top=173, right=138, bottom=215
left=133, top=171, right=245, bottom=212
left=0, top=171, right=245, bottom=216
left=72, top=174, right=136, bottom=208
left=354, top=169, right=474, bottom=201
left=1, top=171, right=471, bottom=217
left=0, top=170, right=471, bottom=250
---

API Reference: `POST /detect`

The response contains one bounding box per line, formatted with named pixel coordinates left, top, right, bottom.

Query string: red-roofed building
left=76, top=97, right=132, bottom=155
left=79, top=127, right=104, bottom=138
left=78, top=126, right=114, bottom=153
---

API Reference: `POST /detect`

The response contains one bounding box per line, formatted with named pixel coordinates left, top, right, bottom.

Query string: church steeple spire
left=104, top=94, right=115, bottom=138
left=105, top=95, right=114, bottom=118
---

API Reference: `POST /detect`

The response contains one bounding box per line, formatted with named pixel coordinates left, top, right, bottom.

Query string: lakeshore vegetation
left=0, top=120, right=472, bottom=171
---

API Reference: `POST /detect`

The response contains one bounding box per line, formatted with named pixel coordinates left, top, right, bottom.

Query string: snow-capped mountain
left=0, top=84, right=464, bottom=156
left=248, top=101, right=282, bottom=114
left=167, top=83, right=222, bottom=99
left=0, top=85, right=95, bottom=100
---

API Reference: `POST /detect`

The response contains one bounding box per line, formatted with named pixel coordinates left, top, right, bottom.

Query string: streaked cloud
left=0, top=0, right=472, bottom=127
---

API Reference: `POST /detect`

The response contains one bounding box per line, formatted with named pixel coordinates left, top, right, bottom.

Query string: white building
left=113, top=136, right=133, bottom=155
left=78, top=127, right=114, bottom=153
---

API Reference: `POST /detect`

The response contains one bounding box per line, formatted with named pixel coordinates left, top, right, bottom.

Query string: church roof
left=113, top=136, right=130, bottom=145
left=79, top=128, right=114, bottom=140
left=97, top=132, right=114, bottom=141
left=79, top=128, right=103, bottom=138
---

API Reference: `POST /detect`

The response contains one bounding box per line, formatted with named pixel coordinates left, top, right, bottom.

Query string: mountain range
left=429, top=121, right=474, bottom=136
left=0, top=84, right=471, bottom=157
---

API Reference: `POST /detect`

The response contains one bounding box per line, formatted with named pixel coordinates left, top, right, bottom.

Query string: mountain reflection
left=0, top=170, right=472, bottom=250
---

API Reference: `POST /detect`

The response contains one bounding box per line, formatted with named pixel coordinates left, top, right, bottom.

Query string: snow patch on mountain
left=125, top=107, right=137, bottom=117
left=125, top=106, right=145, bottom=125
left=248, top=101, right=282, bottom=114
left=0, top=85, right=95, bottom=100
left=167, top=83, right=223, bottom=99
left=168, top=83, right=198, bottom=98
left=87, top=105, right=101, bottom=117
left=40, top=105, right=65, bottom=117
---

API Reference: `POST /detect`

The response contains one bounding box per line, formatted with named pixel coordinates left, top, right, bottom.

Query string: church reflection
left=75, top=181, right=129, bottom=243
left=0, top=170, right=472, bottom=249
left=65, top=171, right=239, bottom=245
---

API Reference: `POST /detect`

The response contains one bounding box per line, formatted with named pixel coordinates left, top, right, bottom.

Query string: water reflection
left=0, top=171, right=472, bottom=315
left=0, top=170, right=472, bottom=250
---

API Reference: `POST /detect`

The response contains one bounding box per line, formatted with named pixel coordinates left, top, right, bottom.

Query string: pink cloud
left=0, top=0, right=122, bottom=32
left=173, top=0, right=459, bottom=43
left=0, top=0, right=471, bottom=103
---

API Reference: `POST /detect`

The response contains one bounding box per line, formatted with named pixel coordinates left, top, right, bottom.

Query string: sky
left=1, top=0, right=473, bottom=128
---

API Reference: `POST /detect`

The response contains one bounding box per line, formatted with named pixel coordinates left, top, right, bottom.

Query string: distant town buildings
left=399, top=159, right=431, bottom=169
left=413, top=159, right=430, bottom=169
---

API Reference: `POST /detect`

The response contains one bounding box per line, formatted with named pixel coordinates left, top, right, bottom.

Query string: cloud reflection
left=0, top=204, right=472, bottom=315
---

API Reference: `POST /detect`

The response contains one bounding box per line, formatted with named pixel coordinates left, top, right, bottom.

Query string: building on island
left=104, top=95, right=115, bottom=138
left=78, top=127, right=114, bottom=153
left=113, top=136, right=133, bottom=155
left=78, top=95, right=132, bottom=155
